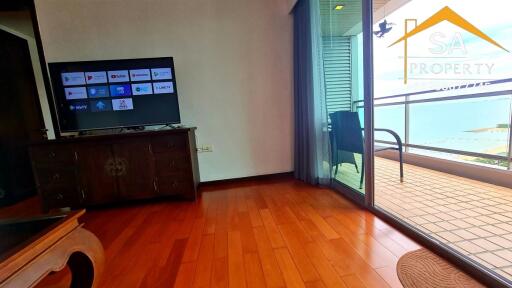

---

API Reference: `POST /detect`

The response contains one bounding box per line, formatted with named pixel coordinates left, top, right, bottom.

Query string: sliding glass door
left=319, top=0, right=368, bottom=199
left=316, top=0, right=512, bottom=285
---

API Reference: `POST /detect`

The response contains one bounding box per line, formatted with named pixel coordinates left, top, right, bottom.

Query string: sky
left=373, top=0, right=512, bottom=97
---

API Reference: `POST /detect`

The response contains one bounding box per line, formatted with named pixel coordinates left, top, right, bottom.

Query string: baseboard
left=199, top=172, right=294, bottom=188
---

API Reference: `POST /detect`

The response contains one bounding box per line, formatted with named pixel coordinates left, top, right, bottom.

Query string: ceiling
left=320, top=0, right=390, bottom=36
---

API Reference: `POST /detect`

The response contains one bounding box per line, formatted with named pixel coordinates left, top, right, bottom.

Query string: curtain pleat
left=293, top=0, right=331, bottom=185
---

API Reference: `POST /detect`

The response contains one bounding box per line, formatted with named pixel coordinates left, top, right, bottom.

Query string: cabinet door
left=76, top=144, right=118, bottom=205
left=113, top=140, right=156, bottom=200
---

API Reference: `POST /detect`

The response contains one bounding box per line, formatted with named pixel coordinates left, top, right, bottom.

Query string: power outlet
left=197, top=144, right=213, bottom=153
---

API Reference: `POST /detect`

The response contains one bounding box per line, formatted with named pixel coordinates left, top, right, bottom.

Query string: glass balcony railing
left=355, top=79, right=512, bottom=169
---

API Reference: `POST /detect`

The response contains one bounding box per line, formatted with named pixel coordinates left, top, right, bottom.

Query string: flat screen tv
left=48, top=57, right=180, bottom=132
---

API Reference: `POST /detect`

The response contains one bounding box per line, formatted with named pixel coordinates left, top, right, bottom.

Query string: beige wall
left=286, top=0, right=298, bottom=13
left=34, top=0, right=294, bottom=181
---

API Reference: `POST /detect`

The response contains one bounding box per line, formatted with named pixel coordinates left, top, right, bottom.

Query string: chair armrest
left=374, top=128, right=403, bottom=152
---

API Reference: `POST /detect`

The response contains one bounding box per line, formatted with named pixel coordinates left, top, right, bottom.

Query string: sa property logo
left=389, top=6, right=509, bottom=84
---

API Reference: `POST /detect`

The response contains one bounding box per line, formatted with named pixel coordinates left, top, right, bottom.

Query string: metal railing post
left=507, top=95, right=512, bottom=170
left=405, top=97, right=410, bottom=152
left=362, top=0, right=374, bottom=207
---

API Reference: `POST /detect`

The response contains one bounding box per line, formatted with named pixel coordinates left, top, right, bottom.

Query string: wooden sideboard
left=29, top=128, right=199, bottom=211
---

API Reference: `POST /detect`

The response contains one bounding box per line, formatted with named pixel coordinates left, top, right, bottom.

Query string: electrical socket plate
left=203, top=144, right=213, bottom=152
left=197, top=144, right=213, bottom=153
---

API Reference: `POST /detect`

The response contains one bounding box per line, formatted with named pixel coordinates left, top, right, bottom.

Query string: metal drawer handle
left=53, top=173, right=60, bottom=180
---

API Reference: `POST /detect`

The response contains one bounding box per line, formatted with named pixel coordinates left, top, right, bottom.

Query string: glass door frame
left=331, top=0, right=374, bottom=206
left=362, top=0, right=375, bottom=208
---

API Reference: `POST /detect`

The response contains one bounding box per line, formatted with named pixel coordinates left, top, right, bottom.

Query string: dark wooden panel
left=75, top=144, right=118, bottom=205
left=30, top=144, right=80, bottom=211
left=0, top=29, right=46, bottom=206
left=154, top=153, right=190, bottom=177
left=40, top=184, right=81, bottom=210
left=30, top=146, right=75, bottom=167
left=33, top=167, right=76, bottom=186
left=150, top=135, right=188, bottom=154
left=113, top=140, right=156, bottom=200
left=155, top=176, right=195, bottom=199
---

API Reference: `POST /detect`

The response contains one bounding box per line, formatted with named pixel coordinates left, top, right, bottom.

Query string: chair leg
left=399, top=149, right=404, bottom=183
left=333, top=150, right=339, bottom=177
left=359, top=156, right=364, bottom=189
left=354, top=160, right=359, bottom=173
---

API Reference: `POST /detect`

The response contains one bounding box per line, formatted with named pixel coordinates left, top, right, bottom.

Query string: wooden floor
left=36, top=177, right=417, bottom=287
left=30, top=177, right=473, bottom=287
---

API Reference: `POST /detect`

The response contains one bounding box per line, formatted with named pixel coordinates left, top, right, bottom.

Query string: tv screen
left=48, top=57, right=180, bottom=132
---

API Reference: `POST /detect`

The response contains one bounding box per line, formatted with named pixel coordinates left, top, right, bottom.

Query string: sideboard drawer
left=35, top=167, right=77, bottom=186
left=150, top=135, right=188, bottom=154
left=31, top=146, right=75, bottom=166
left=40, top=184, right=81, bottom=209
left=154, top=153, right=190, bottom=176
left=156, top=177, right=193, bottom=197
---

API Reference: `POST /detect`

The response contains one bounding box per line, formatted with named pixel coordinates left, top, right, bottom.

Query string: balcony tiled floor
left=374, top=157, right=512, bottom=281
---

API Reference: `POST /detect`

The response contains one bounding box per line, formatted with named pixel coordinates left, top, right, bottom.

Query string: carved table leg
left=0, top=227, right=104, bottom=288
left=68, top=252, right=95, bottom=288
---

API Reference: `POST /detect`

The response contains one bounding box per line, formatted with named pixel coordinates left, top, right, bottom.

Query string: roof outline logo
left=389, top=6, right=509, bottom=84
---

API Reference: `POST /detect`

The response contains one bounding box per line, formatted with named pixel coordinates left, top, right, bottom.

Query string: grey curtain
left=293, top=0, right=331, bottom=185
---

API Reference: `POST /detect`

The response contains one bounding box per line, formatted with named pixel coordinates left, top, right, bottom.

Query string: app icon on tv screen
left=61, top=72, right=86, bottom=86
left=112, top=98, right=134, bottom=111
left=130, top=69, right=151, bottom=81
left=153, top=82, right=174, bottom=94
left=132, top=83, right=153, bottom=95
left=108, top=70, right=129, bottom=83
left=151, top=68, right=172, bottom=80
left=64, top=87, right=88, bottom=100
left=109, top=84, right=132, bottom=97
left=85, top=71, right=107, bottom=84
left=69, top=101, right=88, bottom=112
left=87, top=86, right=110, bottom=98
left=90, top=100, right=113, bottom=112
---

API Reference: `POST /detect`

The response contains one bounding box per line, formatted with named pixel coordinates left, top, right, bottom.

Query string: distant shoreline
left=465, top=127, right=509, bottom=133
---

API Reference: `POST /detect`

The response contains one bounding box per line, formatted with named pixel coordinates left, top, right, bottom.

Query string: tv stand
left=158, top=123, right=182, bottom=130
left=123, top=125, right=146, bottom=131
left=29, top=128, right=199, bottom=211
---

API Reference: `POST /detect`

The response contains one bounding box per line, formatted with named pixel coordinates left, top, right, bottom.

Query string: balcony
left=375, top=157, right=512, bottom=280
left=333, top=84, right=512, bottom=282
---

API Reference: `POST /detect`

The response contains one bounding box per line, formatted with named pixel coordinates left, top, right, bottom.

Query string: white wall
left=34, top=0, right=294, bottom=181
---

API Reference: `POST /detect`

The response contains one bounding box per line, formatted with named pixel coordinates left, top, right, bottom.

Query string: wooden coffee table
left=0, top=210, right=104, bottom=287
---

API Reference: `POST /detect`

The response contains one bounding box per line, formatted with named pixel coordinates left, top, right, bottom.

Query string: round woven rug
left=397, top=249, right=485, bottom=288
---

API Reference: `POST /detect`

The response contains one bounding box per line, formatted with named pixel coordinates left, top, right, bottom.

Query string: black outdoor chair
left=329, top=111, right=404, bottom=188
